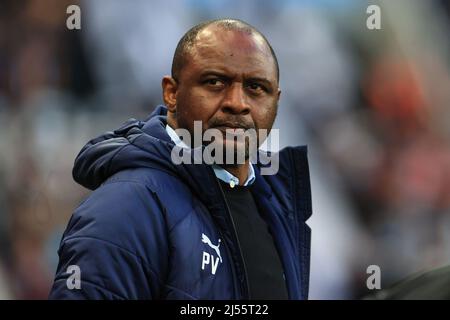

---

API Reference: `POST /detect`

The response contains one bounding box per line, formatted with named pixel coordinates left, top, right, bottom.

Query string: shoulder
left=104, top=167, right=199, bottom=220
left=280, top=145, right=312, bottom=221
left=278, top=145, right=310, bottom=189
left=258, top=145, right=309, bottom=187
left=63, top=179, right=167, bottom=259
left=258, top=145, right=312, bottom=221
left=53, top=179, right=168, bottom=299
left=64, top=166, right=199, bottom=252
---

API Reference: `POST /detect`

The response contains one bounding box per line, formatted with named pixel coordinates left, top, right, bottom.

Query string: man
left=49, top=19, right=312, bottom=300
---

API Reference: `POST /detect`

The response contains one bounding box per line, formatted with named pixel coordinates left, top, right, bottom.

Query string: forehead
left=185, top=26, right=277, bottom=80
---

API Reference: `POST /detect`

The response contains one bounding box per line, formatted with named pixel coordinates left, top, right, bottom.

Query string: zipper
left=216, top=179, right=251, bottom=299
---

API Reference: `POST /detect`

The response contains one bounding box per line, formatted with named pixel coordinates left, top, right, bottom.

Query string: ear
left=277, top=88, right=281, bottom=101
left=162, top=76, right=178, bottom=113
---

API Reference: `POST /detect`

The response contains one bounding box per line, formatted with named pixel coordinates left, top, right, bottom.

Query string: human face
left=163, top=26, right=280, bottom=162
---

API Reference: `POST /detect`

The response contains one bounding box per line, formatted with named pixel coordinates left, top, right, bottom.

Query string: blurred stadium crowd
left=1, top=0, right=450, bottom=299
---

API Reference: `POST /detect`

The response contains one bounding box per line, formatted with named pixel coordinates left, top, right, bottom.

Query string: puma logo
left=201, top=233, right=222, bottom=262
left=201, top=233, right=222, bottom=275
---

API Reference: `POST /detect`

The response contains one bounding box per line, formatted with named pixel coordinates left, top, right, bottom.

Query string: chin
left=222, top=140, right=249, bottom=165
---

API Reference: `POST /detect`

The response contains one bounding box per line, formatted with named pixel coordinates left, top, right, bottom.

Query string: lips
left=212, top=126, right=247, bottom=136
left=212, top=121, right=252, bottom=130
left=214, top=126, right=242, bottom=131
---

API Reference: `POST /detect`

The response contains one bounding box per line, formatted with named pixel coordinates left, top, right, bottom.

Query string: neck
left=220, top=161, right=250, bottom=186
left=167, top=113, right=178, bottom=129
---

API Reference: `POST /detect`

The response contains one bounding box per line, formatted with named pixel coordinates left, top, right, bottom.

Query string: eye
left=246, top=82, right=266, bottom=93
left=204, top=78, right=225, bottom=88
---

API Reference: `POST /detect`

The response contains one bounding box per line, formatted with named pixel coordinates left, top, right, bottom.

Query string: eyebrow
left=199, top=70, right=275, bottom=88
left=199, top=70, right=230, bottom=78
left=245, top=77, right=274, bottom=89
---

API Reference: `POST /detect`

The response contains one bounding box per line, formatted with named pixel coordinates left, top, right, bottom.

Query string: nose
left=221, top=82, right=250, bottom=115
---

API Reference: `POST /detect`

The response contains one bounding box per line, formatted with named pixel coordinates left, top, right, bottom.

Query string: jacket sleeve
left=48, top=180, right=169, bottom=299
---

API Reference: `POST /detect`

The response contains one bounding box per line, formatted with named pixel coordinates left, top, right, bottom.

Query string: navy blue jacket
left=49, top=105, right=312, bottom=300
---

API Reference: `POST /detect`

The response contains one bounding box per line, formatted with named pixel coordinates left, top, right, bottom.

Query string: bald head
left=171, top=19, right=279, bottom=83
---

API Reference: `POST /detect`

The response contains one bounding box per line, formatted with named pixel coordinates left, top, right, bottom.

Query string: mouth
left=211, top=121, right=252, bottom=130
left=212, top=126, right=247, bottom=137
left=213, top=125, right=244, bottom=130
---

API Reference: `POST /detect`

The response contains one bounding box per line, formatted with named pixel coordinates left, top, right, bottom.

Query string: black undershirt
left=219, top=181, right=289, bottom=300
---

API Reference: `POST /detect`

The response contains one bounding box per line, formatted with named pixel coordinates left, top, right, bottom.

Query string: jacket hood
left=73, top=105, right=218, bottom=194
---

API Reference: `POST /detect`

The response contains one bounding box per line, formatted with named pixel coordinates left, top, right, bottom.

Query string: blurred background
left=1, top=0, right=450, bottom=299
